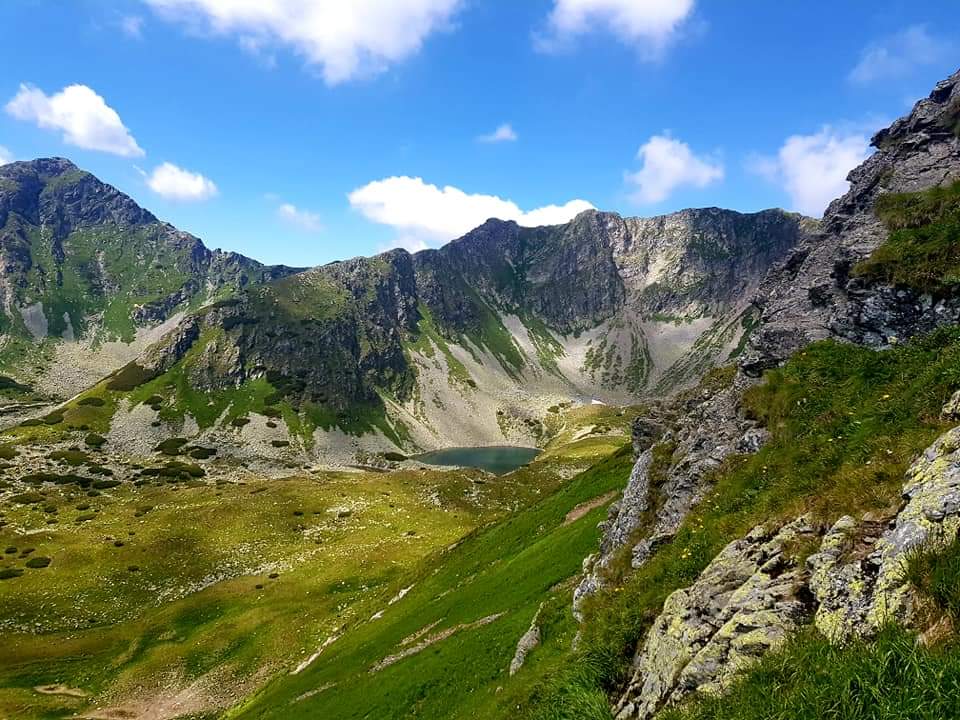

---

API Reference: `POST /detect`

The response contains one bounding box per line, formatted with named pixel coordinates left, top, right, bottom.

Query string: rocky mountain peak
left=743, top=68, right=960, bottom=373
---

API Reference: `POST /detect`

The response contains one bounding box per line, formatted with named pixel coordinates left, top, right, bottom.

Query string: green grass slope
left=228, top=445, right=634, bottom=720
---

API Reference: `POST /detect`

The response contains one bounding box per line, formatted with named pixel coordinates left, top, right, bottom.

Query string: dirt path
left=563, top=491, right=618, bottom=525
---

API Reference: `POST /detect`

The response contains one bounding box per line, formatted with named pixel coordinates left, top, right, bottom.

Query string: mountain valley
left=1, top=63, right=960, bottom=720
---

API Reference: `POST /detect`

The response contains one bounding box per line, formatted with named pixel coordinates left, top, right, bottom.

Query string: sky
left=0, top=1, right=956, bottom=268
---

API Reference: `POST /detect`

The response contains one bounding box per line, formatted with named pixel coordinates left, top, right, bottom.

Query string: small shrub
left=77, top=397, right=105, bottom=407
left=84, top=433, right=106, bottom=448
left=0, top=568, right=23, bottom=580
left=75, top=513, right=95, bottom=522
left=49, top=449, right=91, bottom=466
left=10, top=492, right=44, bottom=504
left=231, top=417, right=251, bottom=428
left=92, top=479, right=121, bottom=490
left=155, top=438, right=188, bottom=455
left=106, top=363, right=157, bottom=391
left=25, top=556, right=51, bottom=569
left=271, top=440, right=290, bottom=448
left=42, top=412, right=64, bottom=425
left=188, top=446, right=216, bottom=460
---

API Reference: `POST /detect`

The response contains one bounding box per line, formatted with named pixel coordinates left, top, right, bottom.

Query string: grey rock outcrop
left=742, top=69, right=960, bottom=375
left=809, top=425, right=960, bottom=642
left=509, top=603, right=544, bottom=676
left=613, top=518, right=819, bottom=720
left=943, top=390, right=960, bottom=420
left=574, top=372, right=761, bottom=617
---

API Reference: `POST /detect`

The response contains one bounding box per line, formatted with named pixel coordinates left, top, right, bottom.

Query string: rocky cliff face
left=580, top=69, right=960, bottom=719
left=742, top=71, right=960, bottom=374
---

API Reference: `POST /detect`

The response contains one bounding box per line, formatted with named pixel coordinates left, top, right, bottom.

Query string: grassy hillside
left=505, top=324, right=960, bottom=720
left=0, top=404, right=633, bottom=719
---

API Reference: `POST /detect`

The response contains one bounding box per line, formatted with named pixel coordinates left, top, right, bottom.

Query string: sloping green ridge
left=229, top=446, right=634, bottom=720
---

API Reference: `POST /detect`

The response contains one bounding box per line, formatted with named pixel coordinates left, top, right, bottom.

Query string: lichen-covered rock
left=943, top=390, right=960, bottom=420
left=809, top=425, right=960, bottom=643
left=613, top=518, right=819, bottom=720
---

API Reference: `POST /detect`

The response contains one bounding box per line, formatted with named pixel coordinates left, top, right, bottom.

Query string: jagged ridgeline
left=16, top=179, right=806, bottom=456
left=0, top=158, right=298, bottom=382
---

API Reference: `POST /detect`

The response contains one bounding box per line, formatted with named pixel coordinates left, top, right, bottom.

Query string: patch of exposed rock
left=613, top=518, right=819, bottom=720
left=574, top=374, right=763, bottom=619
left=509, top=603, right=544, bottom=676
left=742, top=68, right=960, bottom=375
left=809, top=424, right=960, bottom=642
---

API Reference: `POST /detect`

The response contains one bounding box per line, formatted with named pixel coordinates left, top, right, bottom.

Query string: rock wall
left=612, top=416, right=960, bottom=718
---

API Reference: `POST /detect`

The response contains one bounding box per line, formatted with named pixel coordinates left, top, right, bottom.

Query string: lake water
left=415, top=446, right=541, bottom=475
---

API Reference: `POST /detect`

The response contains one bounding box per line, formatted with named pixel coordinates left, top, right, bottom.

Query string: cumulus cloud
left=0, top=146, right=13, bottom=165
left=144, top=0, right=463, bottom=85
left=477, top=123, right=518, bottom=143
left=748, top=126, right=872, bottom=217
left=539, top=0, right=694, bottom=54
left=146, top=162, right=218, bottom=201
left=625, top=134, right=723, bottom=204
left=278, top=202, right=323, bottom=232
left=849, top=25, right=951, bottom=86
left=349, top=176, right=594, bottom=248
left=5, top=83, right=144, bottom=157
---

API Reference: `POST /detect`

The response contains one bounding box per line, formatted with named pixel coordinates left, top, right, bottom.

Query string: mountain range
left=2, top=66, right=960, bottom=720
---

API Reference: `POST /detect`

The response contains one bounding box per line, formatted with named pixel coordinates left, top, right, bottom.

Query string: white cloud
left=477, top=123, right=518, bottom=143
left=146, top=162, right=218, bottom=201
left=278, top=202, right=323, bottom=232
left=748, top=126, right=872, bottom=217
left=144, top=0, right=463, bottom=85
left=625, top=134, right=723, bottom=204
left=540, top=0, right=694, bottom=54
left=348, top=176, right=594, bottom=248
left=5, top=83, right=144, bottom=158
left=121, top=15, right=146, bottom=38
left=0, top=146, right=13, bottom=165
left=849, top=25, right=950, bottom=85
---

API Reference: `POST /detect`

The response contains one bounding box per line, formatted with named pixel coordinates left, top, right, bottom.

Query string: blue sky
left=0, top=1, right=956, bottom=267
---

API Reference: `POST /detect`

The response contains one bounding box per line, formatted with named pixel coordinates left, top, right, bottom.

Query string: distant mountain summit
left=0, top=157, right=296, bottom=348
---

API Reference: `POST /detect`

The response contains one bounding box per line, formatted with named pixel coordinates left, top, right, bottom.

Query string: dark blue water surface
left=415, top=446, right=540, bottom=475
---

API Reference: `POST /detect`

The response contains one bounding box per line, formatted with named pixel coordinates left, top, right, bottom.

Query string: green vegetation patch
left=155, top=438, right=189, bottom=456
left=24, top=556, right=51, bottom=569
left=106, top=363, right=158, bottom=392
left=77, top=397, right=106, bottom=407
left=854, top=180, right=960, bottom=295
left=660, top=627, right=960, bottom=720
left=48, top=449, right=91, bottom=466
left=906, top=535, right=960, bottom=623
